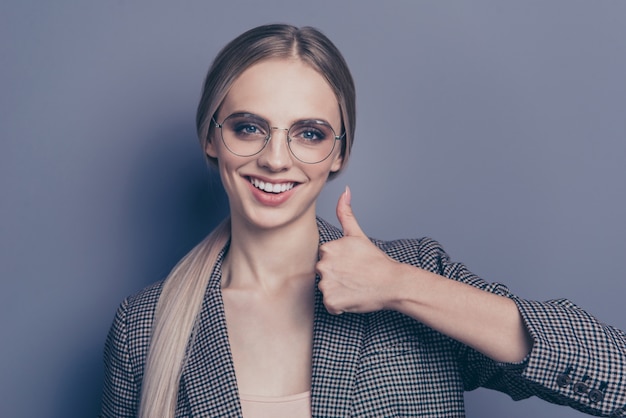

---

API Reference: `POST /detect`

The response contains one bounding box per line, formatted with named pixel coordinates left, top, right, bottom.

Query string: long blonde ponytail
left=138, top=218, right=230, bottom=418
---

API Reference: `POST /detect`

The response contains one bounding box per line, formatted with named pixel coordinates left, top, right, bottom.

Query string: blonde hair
left=139, top=24, right=356, bottom=417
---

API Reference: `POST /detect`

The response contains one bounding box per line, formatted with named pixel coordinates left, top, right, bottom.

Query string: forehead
left=219, top=58, right=341, bottom=126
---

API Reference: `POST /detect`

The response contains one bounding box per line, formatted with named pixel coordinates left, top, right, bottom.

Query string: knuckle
left=324, top=299, right=340, bottom=314
left=318, top=279, right=330, bottom=293
left=315, top=264, right=327, bottom=277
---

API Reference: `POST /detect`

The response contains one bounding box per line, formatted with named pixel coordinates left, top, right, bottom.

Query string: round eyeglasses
left=212, top=113, right=344, bottom=164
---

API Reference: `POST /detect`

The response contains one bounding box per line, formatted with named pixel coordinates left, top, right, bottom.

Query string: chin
left=235, top=203, right=316, bottom=233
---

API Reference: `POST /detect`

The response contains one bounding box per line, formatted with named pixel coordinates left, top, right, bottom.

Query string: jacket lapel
left=181, top=244, right=243, bottom=417
left=311, top=218, right=366, bottom=418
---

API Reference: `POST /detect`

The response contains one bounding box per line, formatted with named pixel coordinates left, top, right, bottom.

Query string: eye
left=225, top=115, right=268, bottom=140
left=290, top=122, right=331, bottom=144
left=236, top=123, right=262, bottom=135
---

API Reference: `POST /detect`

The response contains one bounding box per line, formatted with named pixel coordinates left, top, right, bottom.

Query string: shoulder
left=374, top=235, right=511, bottom=295
left=373, top=234, right=453, bottom=276
left=116, top=280, right=165, bottom=323
left=109, top=280, right=165, bottom=348
left=316, top=216, right=446, bottom=271
left=104, top=281, right=165, bottom=374
left=373, top=236, right=445, bottom=266
left=125, top=280, right=164, bottom=312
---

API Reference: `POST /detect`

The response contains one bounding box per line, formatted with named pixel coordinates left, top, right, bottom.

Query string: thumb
left=336, top=186, right=366, bottom=237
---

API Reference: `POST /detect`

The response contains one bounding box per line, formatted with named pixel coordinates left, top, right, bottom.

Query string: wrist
left=381, top=262, right=424, bottom=312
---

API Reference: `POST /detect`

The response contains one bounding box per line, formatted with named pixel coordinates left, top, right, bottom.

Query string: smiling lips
left=249, top=177, right=296, bottom=194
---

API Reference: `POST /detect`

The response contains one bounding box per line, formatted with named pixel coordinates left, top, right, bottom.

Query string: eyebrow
left=225, top=110, right=336, bottom=127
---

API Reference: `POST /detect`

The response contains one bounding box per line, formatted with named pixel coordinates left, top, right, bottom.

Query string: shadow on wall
left=59, top=124, right=229, bottom=418
left=123, top=122, right=230, bottom=292
left=54, top=340, right=105, bottom=418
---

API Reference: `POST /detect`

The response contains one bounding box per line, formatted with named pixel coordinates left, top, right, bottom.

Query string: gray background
left=1, top=1, right=625, bottom=417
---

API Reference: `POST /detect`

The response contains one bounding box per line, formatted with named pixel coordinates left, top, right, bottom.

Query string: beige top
left=240, top=391, right=311, bottom=418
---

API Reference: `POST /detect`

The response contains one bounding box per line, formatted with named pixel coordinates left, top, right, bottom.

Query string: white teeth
left=250, top=178, right=294, bottom=194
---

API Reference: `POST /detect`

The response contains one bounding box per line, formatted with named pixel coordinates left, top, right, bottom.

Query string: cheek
left=309, top=163, right=338, bottom=184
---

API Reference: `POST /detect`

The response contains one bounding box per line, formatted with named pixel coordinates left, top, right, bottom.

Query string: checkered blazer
left=101, top=218, right=626, bottom=417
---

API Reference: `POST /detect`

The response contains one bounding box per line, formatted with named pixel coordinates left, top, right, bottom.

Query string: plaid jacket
left=101, top=218, right=626, bottom=417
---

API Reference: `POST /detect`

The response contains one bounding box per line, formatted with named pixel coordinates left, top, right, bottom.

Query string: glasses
left=212, top=113, right=344, bottom=164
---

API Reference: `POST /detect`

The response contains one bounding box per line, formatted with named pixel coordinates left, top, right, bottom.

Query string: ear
left=329, top=152, right=343, bottom=173
left=205, top=135, right=218, bottom=158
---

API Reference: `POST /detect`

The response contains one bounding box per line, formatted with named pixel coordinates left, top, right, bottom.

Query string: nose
left=257, top=127, right=293, bottom=171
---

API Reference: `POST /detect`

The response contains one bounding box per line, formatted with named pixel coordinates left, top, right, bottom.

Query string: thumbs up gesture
left=317, top=187, right=402, bottom=315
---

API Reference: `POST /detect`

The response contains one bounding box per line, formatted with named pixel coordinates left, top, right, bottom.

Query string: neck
left=222, top=215, right=320, bottom=290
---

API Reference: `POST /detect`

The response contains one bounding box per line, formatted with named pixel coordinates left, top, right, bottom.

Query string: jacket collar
left=182, top=217, right=366, bottom=417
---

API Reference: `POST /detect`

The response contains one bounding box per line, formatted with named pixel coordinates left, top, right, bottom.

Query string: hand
left=317, top=186, right=402, bottom=315
left=318, top=188, right=534, bottom=363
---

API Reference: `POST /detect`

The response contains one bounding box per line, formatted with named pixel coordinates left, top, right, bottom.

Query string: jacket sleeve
left=101, top=298, right=140, bottom=418
left=416, top=237, right=626, bottom=417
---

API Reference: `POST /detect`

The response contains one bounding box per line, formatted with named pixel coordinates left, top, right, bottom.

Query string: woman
left=101, top=24, right=626, bottom=417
